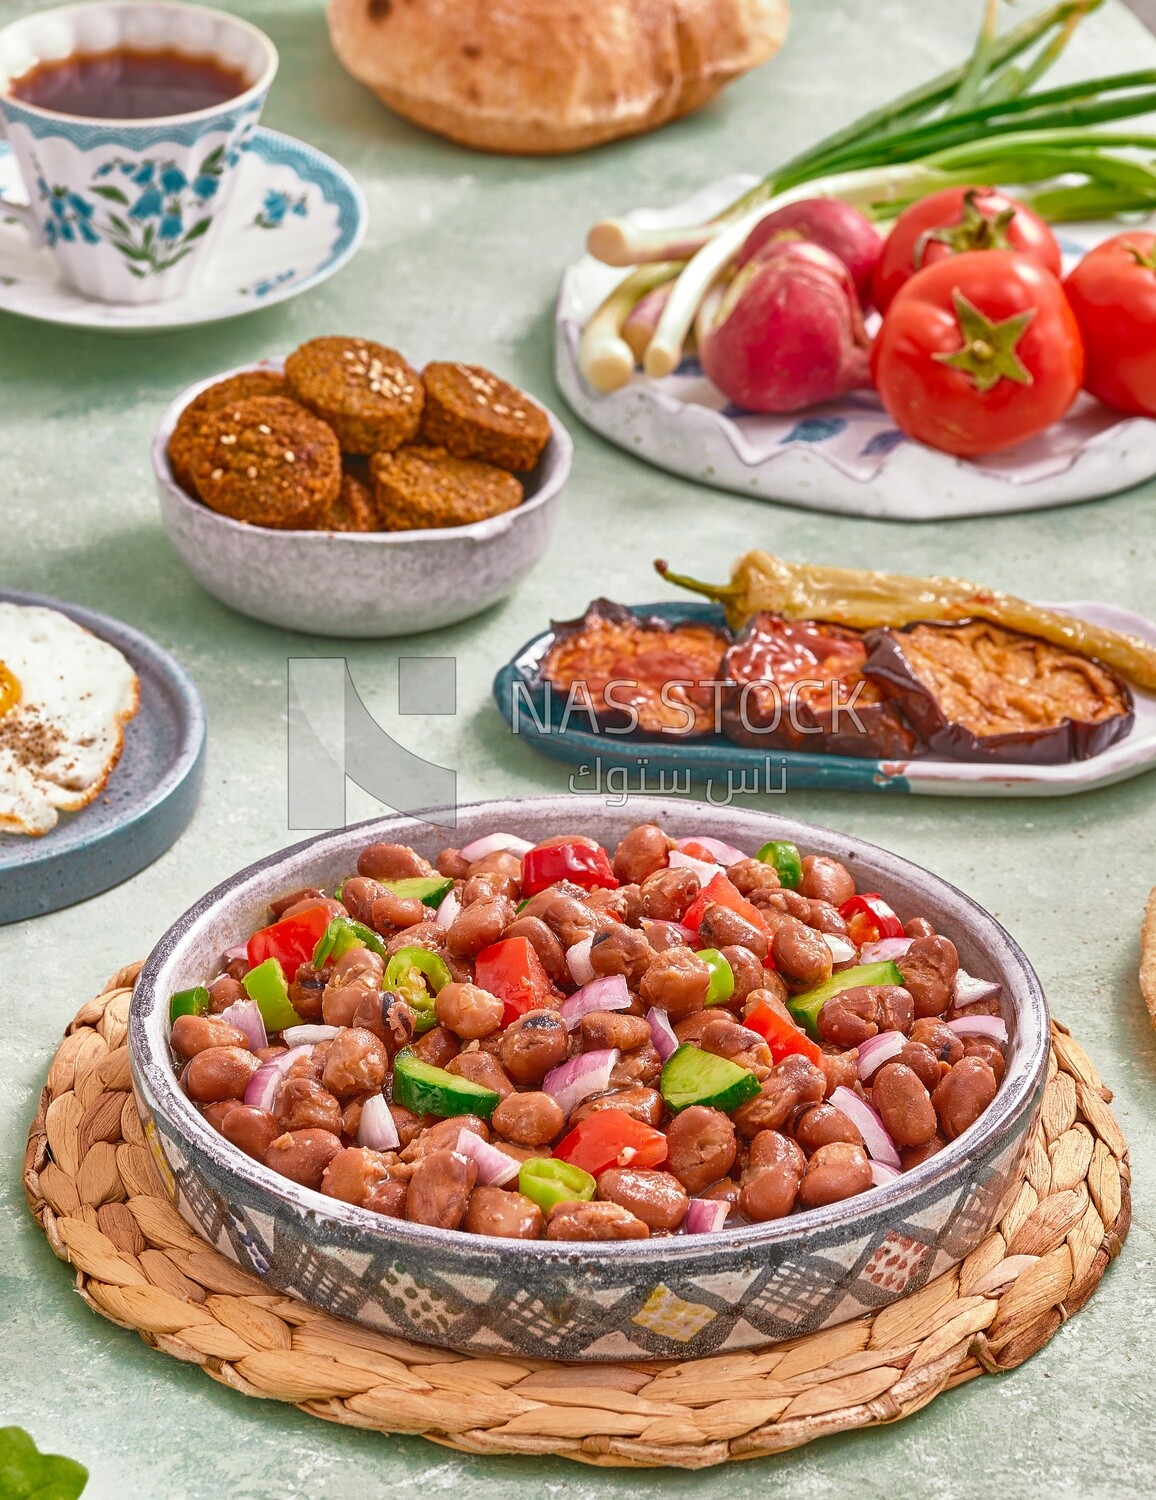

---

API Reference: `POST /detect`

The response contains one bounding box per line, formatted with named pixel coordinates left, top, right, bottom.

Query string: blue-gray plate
left=492, top=599, right=1156, bottom=798
left=0, top=590, right=206, bottom=924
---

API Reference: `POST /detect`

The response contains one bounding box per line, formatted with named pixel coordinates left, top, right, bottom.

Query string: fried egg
left=0, top=603, right=140, bottom=837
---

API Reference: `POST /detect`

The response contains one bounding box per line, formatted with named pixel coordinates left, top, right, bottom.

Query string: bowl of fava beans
left=129, top=796, right=1048, bottom=1360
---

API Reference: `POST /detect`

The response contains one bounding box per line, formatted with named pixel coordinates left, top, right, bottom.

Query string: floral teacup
left=0, top=2, right=277, bottom=304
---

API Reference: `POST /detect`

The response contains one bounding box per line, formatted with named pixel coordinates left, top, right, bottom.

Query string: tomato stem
left=933, top=290, right=1036, bottom=393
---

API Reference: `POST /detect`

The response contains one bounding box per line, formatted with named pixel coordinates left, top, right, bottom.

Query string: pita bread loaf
left=327, top=0, right=789, bottom=154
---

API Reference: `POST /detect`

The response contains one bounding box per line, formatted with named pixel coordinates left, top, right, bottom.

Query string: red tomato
left=873, top=186, right=1061, bottom=312
left=1064, top=231, right=1156, bottom=416
left=871, top=251, right=1083, bottom=457
left=553, top=1109, right=669, bottom=1175
left=744, top=1001, right=822, bottom=1065
left=247, top=902, right=332, bottom=973
left=520, top=840, right=617, bottom=898
left=681, top=872, right=769, bottom=941
left=474, top=936, right=553, bottom=1024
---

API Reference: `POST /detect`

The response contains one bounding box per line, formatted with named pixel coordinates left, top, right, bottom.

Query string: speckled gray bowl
left=129, top=797, right=1049, bottom=1362
left=151, top=363, right=572, bottom=637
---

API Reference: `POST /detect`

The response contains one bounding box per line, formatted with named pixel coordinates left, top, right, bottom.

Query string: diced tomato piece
left=682, top=872, right=768, bottom=938
left=475, top=936, right=554, bottom=1024
left=679, top=840, right=721, bottom=865
left=520, top=840, right=618, bottom=898
left=247, top=902, right=332, bottom=974
left=839, top=893, right=904, bottom=946
left=745, top=1001, right=823, bottom=1065
left=553, top=1108, right=668, bottom=1175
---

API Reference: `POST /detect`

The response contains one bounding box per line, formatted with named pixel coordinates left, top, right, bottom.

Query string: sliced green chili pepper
left=519, top=1157, right=596, bottom=1213
left=696, top=948, right=735, bottom=1006
left=242, top=958, right=301, bottom=1032
left=756, top=840, right=803, bottom=890
left=312, top=917, right=388, bottom=970
left=385, top=946, right=451, bottom=1034
left=385, top=946, right=451, bottom=995
left=787, top=960, right=904, bottom=1037
left=169, top=986, right=210, bottom=1024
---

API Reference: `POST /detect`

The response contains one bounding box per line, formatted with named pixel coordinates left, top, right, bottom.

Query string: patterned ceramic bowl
left=129, top=798, right=1049, bottom=1362
left=151, top=363, right=572, bottom=637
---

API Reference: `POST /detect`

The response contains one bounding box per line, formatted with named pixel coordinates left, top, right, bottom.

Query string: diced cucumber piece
left=392, top=1050, right=500, bottom=1119
left=787, top=960, right=905, bottom=1036
left=660, top=1044, right=761, bottom=1115
left=384, top=875, right=453, bottom=907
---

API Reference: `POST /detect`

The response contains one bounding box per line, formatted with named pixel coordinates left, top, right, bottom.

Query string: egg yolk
left=0, top=661, right=20, bottom=717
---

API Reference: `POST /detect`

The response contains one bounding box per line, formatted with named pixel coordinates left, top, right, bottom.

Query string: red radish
left=737, top=198, right=882, bottom=306
left=699, top=240, right=872, bottom=413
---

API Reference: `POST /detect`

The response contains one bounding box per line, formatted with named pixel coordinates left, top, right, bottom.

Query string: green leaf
left=183, top=217, right=212, bottom=242
left=0, top=1427, right=88, bottom=1500
left=142, top=223, right=155, bottom=249
left=90, top=184, right=130, bottom=204
left=106, top=214, right=129, bottom=234
left=199, top=144, right=226, bottom=171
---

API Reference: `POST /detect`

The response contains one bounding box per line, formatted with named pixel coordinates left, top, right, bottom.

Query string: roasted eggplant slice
left=540, top=599, right=730, bottom=737
left=720, top=613, right=916, bottom=758
left=863, top=619, right=1134, bottom=764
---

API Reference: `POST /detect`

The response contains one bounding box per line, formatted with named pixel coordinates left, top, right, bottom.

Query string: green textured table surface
left=2, top=1, right=1155, bottom=1495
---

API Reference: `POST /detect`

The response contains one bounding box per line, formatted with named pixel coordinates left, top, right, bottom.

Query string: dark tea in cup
left=10, top=47, right=249, bottom=119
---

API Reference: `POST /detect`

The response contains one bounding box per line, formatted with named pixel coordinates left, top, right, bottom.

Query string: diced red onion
left=544, top=1047, right=620, bottom=1119
left=243, top=1043, right=313, bottom=1112
left=855, top=1030, right=906, bottom=1081
left=560, top=974, right=631, bottom=1030
left=684, top=1198, right=729, bottom=1234
left=953, top=971, right=1003, bottom=1008
left=647, top=1007, right=679, bottom=1062
left=859, top=937, right=913, bottom=964
left=947, top=1015, right=1008, bottom=1044
left=219, top=999, right=268, bottom=1053
left=435, top=887, right=460, bottom=930
left=830, top=1085, right=901, bottom=1169
left=640, top=918, right=695, bottom=947
left=283, top=1024, right=340, bottom=1047
left=222, top=943, right=248, bottom=964
left=456, top=1127, right=521, bottom=1186
left=566, top=935, right=596, bottom=986
left=823, top=933, right=857, bottom=965
left=357, top=1093, right=400, bottom=1152
left=668, top=849, right=719, bottom=885
left=676, top=836, right=746, bottom=867
left=870, top=1161, right=901, bottom=1187
left=459, top=832, right=533, bottom=862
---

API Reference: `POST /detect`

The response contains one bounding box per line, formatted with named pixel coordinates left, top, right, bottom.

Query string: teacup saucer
left=0, top=126, right=366, bottom=331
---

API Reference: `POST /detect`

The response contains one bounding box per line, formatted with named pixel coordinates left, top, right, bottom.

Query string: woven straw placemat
left=24, top=963, right=1131, bottom=1470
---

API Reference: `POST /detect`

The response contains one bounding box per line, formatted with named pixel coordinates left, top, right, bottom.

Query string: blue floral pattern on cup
left=35, top=143, right=230, bottom=277
left=253, top=188, right=308, bottom=230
